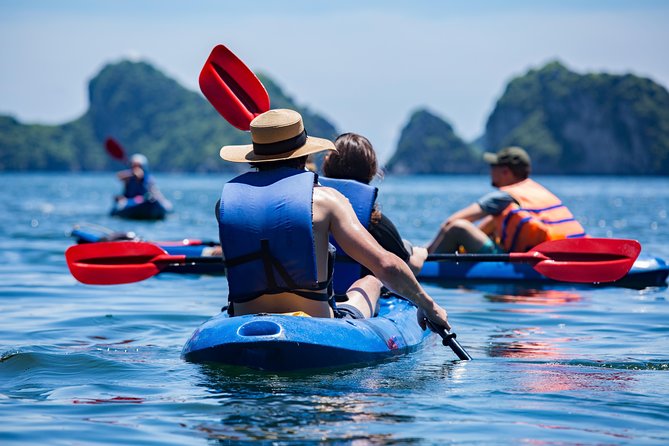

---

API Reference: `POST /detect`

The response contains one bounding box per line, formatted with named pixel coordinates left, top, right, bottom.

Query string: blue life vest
left=319, top=177, right=378, bottom=295
left=124, top=172, right=151, bottom=198
left=220, top=168, right=332, bottom=303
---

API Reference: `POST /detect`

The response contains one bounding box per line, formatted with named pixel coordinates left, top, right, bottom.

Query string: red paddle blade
left=524, top=238, right=641, bottom=283
left=199, top=44, right=270, bottom=131
left=104, top=137, right=127, bottom=162
left=66, top=242, right=179, bottom=285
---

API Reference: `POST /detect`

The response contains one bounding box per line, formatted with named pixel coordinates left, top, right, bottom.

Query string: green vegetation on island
left=0, top=61, right=337, bottom=172
left=484, top=61, right=669, bottom=175
left=1, top=59, right=668, bottom=175
left=386, top=109, right=478, bottom=174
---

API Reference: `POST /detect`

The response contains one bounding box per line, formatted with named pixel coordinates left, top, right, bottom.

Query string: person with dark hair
left=320, top=133, right=427, bottom=296
left=215, top=109, right=449, bottom=332
left=427, top=146, right=586, bottom=254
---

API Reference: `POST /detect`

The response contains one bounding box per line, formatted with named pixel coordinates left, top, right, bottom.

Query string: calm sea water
left=1, top=172, right=668, bottom=445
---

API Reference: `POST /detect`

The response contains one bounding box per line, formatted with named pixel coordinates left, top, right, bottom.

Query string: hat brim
left=482, top=152, right=499, bottom=164
left=220, top=136, right=336, bottom=163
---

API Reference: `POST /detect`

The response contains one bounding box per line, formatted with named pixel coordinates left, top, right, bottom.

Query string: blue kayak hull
left=110, top=198, right=169, bottom=220
left=417, top=254, right=669, bottom=290
left=181, top=297, right=432, bottom=371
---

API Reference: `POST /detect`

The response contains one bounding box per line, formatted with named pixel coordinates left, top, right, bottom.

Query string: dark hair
left=251, top=156, right=307, bottom=171
left=324, top=133, right=382, bottom=225
left=323, top=133, right=379, bottom=184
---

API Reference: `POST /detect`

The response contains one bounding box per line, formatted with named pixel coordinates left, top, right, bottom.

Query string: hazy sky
left=2, top=1, right=668, bottom=162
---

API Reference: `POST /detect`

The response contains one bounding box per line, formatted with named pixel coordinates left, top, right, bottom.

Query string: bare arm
left=446, top=202, right=488, bottom=224
left=117, top=166, right=145, bottom=182
left=477, top=214, right=495, bottom=236
left=426, top=202, right=490, bottom=254
left=316, top=187, right=450, bottom=330
left=408, top=246, right=428, bottom=274
left=116, top=169, right=132, bottom=181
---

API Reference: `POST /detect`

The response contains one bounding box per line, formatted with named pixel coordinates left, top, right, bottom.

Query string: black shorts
left=334, top=304, right=366, bottom=320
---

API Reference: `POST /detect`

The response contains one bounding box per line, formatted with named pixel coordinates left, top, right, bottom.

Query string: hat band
left=253, top=130, right=307, bottom=156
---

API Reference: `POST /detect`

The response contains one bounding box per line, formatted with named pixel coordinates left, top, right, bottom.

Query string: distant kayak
left=182, top=295, right=432, bottom=371
left=110, top=195, right=172, bottom=220
left=70, top=226, right=669, bottom=289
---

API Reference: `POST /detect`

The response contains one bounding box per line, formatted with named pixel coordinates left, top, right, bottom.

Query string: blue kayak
left=70, top=226, right=669, bottom=289
left=110, top=195, right=171, bottom=220
left=182, top=296, right=432, bottom=371
left=417, top=254, right=669, bottom=290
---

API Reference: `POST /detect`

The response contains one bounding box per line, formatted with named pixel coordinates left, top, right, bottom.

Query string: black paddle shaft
left=381, top=289, right=472, bottom=360
left=425, top=320, right=473, bottom=361
left=182, top=256, right=225, bottom=264
left=427, top=253, right=512, bottom=262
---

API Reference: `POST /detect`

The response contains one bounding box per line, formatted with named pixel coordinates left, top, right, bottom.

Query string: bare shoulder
left=313, top=185, right=354, bottom=228
left=313, top=185, right=349, bottom=210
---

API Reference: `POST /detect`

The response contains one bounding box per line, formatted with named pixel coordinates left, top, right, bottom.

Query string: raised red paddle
left=104, top=137, right=128, bottom=163
left=199, top=44, right=270, bottom=131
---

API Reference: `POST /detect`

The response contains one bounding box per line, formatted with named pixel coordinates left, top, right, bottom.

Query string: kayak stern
left=181, top=298, right=432, bottom=371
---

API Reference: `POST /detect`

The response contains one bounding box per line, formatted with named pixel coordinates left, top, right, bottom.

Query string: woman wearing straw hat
left=216, top=109, right=449, bottom=330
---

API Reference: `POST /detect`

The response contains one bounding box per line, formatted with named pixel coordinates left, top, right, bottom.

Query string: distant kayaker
left=115, top=153, right=170, bottom=208
left=321, top=132, right=428, bottom=281
left=427, top=146, right=586, bottom=254
left=116, top=153, right=153, bottom=199
left=216, top=109, right=450, bottom=331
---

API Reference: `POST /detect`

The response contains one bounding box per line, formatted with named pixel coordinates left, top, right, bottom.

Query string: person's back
left=220, top=164, right=334, bottom=317
left=217, top=109, right=450, bottom=330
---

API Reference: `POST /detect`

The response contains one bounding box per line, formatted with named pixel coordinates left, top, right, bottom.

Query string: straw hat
left=220, top=109, right=336, bottom=163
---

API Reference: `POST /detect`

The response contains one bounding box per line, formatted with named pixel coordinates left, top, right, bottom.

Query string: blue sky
left=2, top=1, right=668, bottom=162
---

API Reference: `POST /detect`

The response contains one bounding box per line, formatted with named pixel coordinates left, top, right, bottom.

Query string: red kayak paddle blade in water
left=199, top=44, right=270, bottom=131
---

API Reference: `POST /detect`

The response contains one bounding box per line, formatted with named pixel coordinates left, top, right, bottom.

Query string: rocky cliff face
left=4, top=59, right=668, bottom=175
left=0, top=61, right=338, bottom=172
left=385, top=109, right=478, bottom=174
left=485, top=61, right=669, bottom=175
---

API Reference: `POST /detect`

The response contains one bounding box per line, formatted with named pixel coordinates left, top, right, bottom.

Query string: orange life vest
left=493, top=179, right=586, bottom=252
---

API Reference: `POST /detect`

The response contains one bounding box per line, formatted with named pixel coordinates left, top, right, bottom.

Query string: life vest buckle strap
left=263, top=239, right=303, bottom=290
left=224, top=250, right=263, bottom=268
